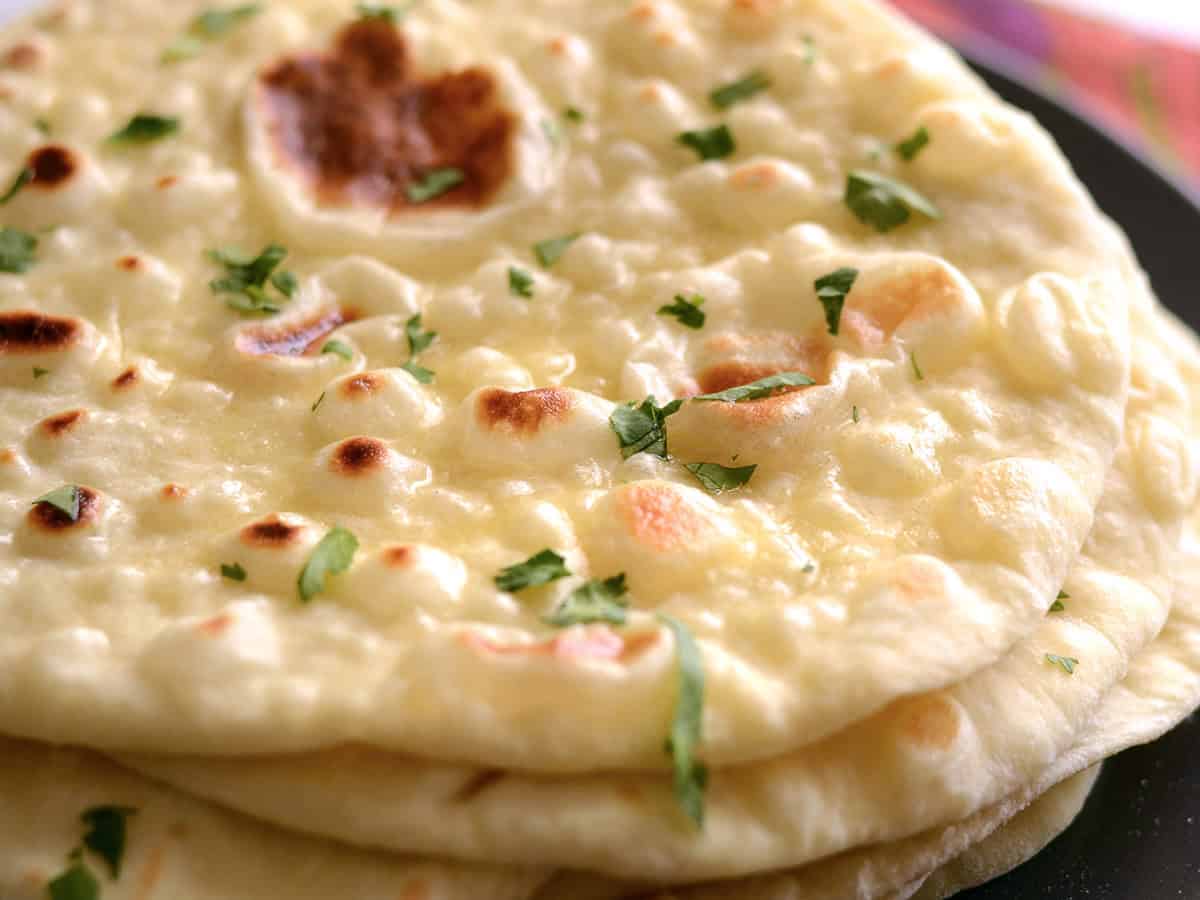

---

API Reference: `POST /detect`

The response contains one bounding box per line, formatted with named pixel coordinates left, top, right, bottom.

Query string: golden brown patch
left=697, top=333, right=830, bottom=395
left=891, top=694, right=961, bottom=751
left=116, top=255, right=142, bottom=272
left=0, top=448, right=16, bottom=465
left=340, top=371, right=386, bottom=399
left=382, top=545, right=415, bottom=568
left=653, top=30, right=678, bottom=48
left=0, top=310, right=81, bottom=355
left=160, top=483, right=189, bottom=501
left=331, top=436, right=389, bottom=476
left=38, top=408, right=86, bottom=437
left=399, top=882, right=433, bottom=900
left=450, top=770, right=506, bottom=804
left=629, top=2, right=658, bottom=22
left=3, top=42, right=40, bottom=68
left=111, top=366, right=139, bottom=390
left=258, top=20, right=514, bottom=213
left=462, top=627, right=646, bottom=662
left=28, top=485, right=99, bottom=532
left=842, top=266, right=963, bottom=348
left=729, top=162, right=779, bottom=191
left=27, top=144, right=77, bottom=189
left=156, top=174, right=179, bottom=189
left=893, top=558, right=949, bottom=604
left=240, top=515, right=305, bottom=548
left=477, top=387, right=572, bottom=434
left=547, top=36, right=572, bottom=56
left=617, top=483, right=708, bottom=553
left=133, top=843, right=168, bottom=900
left=198, top=613, right=234, bottom=637
left=235, top=307, right=358, bottom=358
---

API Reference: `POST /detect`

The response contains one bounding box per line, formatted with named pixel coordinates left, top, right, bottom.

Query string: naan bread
left=0, top=0, right=1136, bottom=770
left=117, top=297, right=1195, bottom=881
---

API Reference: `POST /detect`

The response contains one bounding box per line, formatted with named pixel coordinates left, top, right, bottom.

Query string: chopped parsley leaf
left=852, top=405, right=860, bottom=424
left=33, top=485, right=81, bottom=521
left=311, top=391, right=326, bottom=413
left=610, top=395, right=684, bottom=460
left=1045, top=653, right=1079, bottom=675
left=508, top=266, right=535, bottom=298
left=406, top=167, right=464, bottom=204
left=802, top=34, right=817, bottom=65
left=685, top=462, right=757, bottom=495
left=693, top=372, right=815, bottom=403
left=1049, top=599, right=1066, bottom=613
left=221, top=562, right=247, bottom=581
left=0, top=166, right=32, bottom=205
left=108, top=114, right=180, bottom=144
left=34, top=117, right=51, bottom=135
left=544, top=574, right=629, bottom=627
left=896, top=125, right=931, bottom=161
left=163, top=4, right=263, bottom=62
left=677, top=124, right=736, bottom=161
left=297, top=526, right=358, bottom=603
left=401, top=360, right=435, bottom=384
left=1058, top=590, right=1071, bottom=599
left=910, top=352, right=924, bottom=381
left=400, top=313, right=437, bottom=384
left=82, top=805, right=137, bottom=879
left=356, top=2, right=414, bottom=22
left=321, top=340, right=354, bottom=361
left=564, top=106, right=585, bottom=123
left=813, top=267, right=859, bottom=336
left=207, top=244, right=295, bottom=315
left=494, top=548, right=571, bottom=592
left=46, top=861, right=98, bottom=900
left=844, top=170, right=941, bottom=233
left=709, top=70, right=771, bottom=110
left=659, top=613, right=707, bottom=828
left=33, top=366, right=50, bottom=379
left=658, top=294, right=706, bottom=330
left=534, top=233, right=581, bottom=268
left=0, top=227, right=38, bottom=273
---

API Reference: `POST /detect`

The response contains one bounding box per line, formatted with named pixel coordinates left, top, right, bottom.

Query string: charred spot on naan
left=887, top=694, right=963, bottom=752
left=330, top=436, right=389, bottom=476
left=462, top=627, right=661, bottom=663
left=340, top=371, right=386, bottom=399
left=2, top=41, right=42, bottom=69
left=697, top=333, right=831, bottom=394
left=239, top=515, right=307, bottom=548
left=381, top=544, right=415, bottom=568
left=476, top=387, right=573, bottom=435
left=116, top=255, right=143, bottom=272
left=28, top=485, right=100, bottom=531
left=160, top=483, right=190, bottom=501
left=111, top=365, right=140, bottom=391
left=234, top=306, right=359, bottom=358
left=37, top=408, right=87, bottom=438
left=617, top=481, right=713, bottom=553
left=26, top=144, right=77, bottom=190
left=0, top=311, right=83, bottom=355
left=257, top=19, right=515, bottom=213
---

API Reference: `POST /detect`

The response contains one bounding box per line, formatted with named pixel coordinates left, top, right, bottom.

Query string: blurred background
left=889, top=0, right=1200, bottom=187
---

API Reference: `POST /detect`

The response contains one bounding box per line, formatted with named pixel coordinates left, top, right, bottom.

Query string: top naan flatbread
left=0, top=0, right=1135, bottom=769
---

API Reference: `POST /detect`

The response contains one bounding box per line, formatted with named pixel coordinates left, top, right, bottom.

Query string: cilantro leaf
left=82, top=805, right=137, bottom=879
left=677, top=124, right=736, bottom=161
left=406, top=167, right=465, bottom=204
left=564, top=106, right=585, bottom=123
left=508, top=266, right=535, bottom=298
left=610, top=396, right=684, bottom=460
left=221, top=562, right=247, bottom=581
left=544, top=574, right=629, bottom=627
left=33, top=485, right=81, bottom=521
left=399, top=313, right=437, bottom=383
left=495, top=548, right=570, bottom=593
left=658, top=294, right=706, bottom=330
left=47, top=861, right=98, bottom=900
left=356, top=2, right=414, bottom=21
left=321, top=340, right=354, bottom=361
left=207, top=244, right=294, bottom=315
left=1045, top=653, right=1079, bottom=675
left=896, top=125, right=931, bottom=161
left=693, top=372, right=815, bottom=403
left=0, top=166, right=32, bottom=205
left=33, top=366, right=50, bottom=379
left=0, top=227, right=38, bottom=273
left=534, top=233, right=581, bottom=268
left=311, top=391, right=326, bottom=413
left=813, top=267, right=858, bottom=336
left=164, top=4, right=262, bottom=62
left=709, top=70, right=771, bottom=109
left=400, top=360, right=435, bottom=384
left=852, top=405, right=860, bottom=424
left=910, top=352, right=924, bottom=381
left=1050, top=589, right=1069, bottom=613
left=685, top=462, right=757, bottom=494
left=297, top=527, right=359, bottom=603
left=108, top=114, right=180, bottom=144
left=844, top=170, right=941, bottom=233
left=659, top=613, right=707, bottom=828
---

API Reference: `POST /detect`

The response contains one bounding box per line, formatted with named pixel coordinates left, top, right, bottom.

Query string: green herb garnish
left=693, top=372, right=815, bottom=403
left=33, top=485, right=81, bottom=521
left=0, top=166, right=32, bottom=205
left=82, top=805, right=136, bottom=879
left=163, top=4, right=263, bottom=62
left=494, top=548, right=570, bottom=593
left=311, top=391, right=326, bottom=413
left=399, top=313, right=437, bottom=384
left=108, top=114, right=180, bottom=144
left=852, top=405, right=860, bottom=424
left=813, top=267, right=858, bottom=336
left=356, top=2, right=414, bottom=21
left=684, top=462, right=757, bottom=494
left=544, top=574, right=629, bottom=627
left=1050, top=589, right=1069, bottom=613
left=844, top=170, right=940, bottom=232
left=677, top=124, right=736, bottom=161
left=33, top=366, right=50, bottom=379
left=564, top=106, right=585, bottom=123
left=709, top=70, right=771, bottom=109
left=221, top=562, right=247, bottom=581
left=910, top=352, right=924, bottom=381
left=0, top=227, right=37, bottom=273
left=298, top=527, right=359, bottom=603
left=659, top=614, right=707, bottom=828
left=896, top=126, right=931, bottom=161
left=610, top=396, right=684, bottom=460
left=34, top=117, right=51, bottom=135
left=47, top=861, right=98, bottom=900
left=534, top=233, right=581, bottom=268
left=658, top=294, right=706, bottom=330
left=508, top=266, right=535, bottom=298
left=1045, top=653, right=1079, bottom=675
left=321, top=340, right=354, bottom=361
left=207, top=244, right=296, bottom=315
left=406, top=167, right=464, bottom=204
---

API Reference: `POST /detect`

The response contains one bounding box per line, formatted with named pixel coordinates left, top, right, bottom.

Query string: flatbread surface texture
left=0, top=0, right=1134, bottom=769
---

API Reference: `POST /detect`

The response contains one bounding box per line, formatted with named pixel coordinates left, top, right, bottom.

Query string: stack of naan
left=1, top=1, right=1198, bottom=897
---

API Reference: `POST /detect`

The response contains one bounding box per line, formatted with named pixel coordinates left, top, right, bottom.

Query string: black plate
left=952, top=42, right=1200, bottom=900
